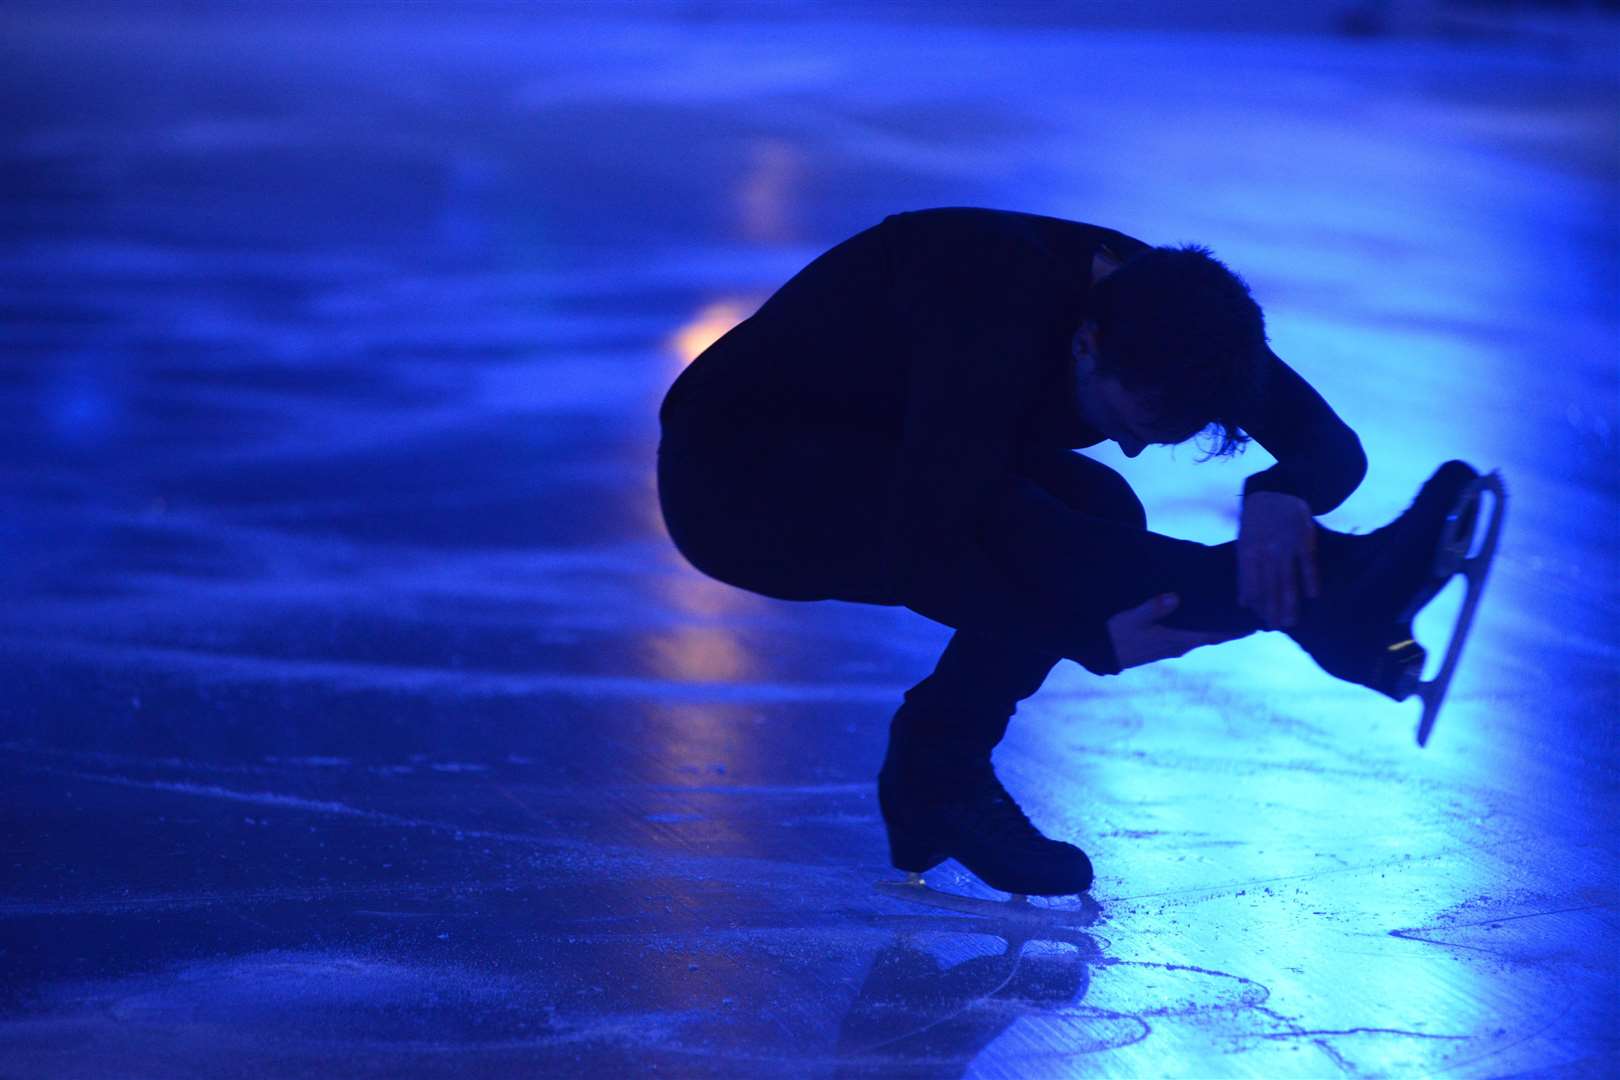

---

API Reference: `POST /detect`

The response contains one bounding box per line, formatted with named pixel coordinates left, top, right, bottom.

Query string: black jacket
left=661, top=206, right=1366, bottom=609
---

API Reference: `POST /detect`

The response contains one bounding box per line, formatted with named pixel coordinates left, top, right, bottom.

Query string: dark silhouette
left=657, top=207, right=1501, bottom=895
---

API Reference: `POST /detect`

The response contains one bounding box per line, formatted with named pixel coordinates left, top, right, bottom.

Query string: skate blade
left=1413, top=471, right=1507, bottom=747
left=874, top=873, right=1097, bottom=930
left=1394, top=472, right=1486, bottom=627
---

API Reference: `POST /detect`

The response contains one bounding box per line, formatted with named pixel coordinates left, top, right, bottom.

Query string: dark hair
left=1088, top=243, right=1266, bottom=459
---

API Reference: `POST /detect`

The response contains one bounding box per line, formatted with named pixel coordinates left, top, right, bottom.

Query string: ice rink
left=2, top=3, right=1617, bottom=1076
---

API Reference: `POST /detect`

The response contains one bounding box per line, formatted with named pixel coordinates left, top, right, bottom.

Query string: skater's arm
left=1240, top=347, right=1367, bottom=515
left=1234, top=348, right=1364, bottom=627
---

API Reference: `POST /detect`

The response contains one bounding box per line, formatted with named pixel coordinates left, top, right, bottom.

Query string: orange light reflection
left=669, top=300, right=751, bottom=366
left=643, top=625, right=759, bottom=685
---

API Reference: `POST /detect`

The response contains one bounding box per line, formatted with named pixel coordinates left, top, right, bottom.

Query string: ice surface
left=2, top=3, right=1616, bottom=1077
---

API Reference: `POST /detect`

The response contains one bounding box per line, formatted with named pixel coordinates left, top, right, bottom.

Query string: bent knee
left=1026, top=448, right=1147, bottom=529
left=1095, top=470, right=1147, bottom=530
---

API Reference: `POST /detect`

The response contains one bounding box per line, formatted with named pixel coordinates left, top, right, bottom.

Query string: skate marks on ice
left=1388, top=888, right=1620, bottom=961
left=0, top=883, right=1512, bottom=1078
left=0, top=865, right=1266, bottom=1077
left=4, top=742, right=1582, bottom=1076
left=1377, top=894, right=1620, bottom=1077
left=851, top=875, right=1510, bottom=1077
left=848, top=877, right=1475, bottom=1076
left=858, top=821, right=1609, bottom=1073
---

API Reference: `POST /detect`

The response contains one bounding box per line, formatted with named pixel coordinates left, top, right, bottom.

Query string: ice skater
left=655, top=207, right=1503, bottom=897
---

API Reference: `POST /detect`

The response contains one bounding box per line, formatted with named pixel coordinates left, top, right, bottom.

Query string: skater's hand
left=1238, top=491, right=1320, bottom=629
left=1106, top=594, right=1240, bottom=671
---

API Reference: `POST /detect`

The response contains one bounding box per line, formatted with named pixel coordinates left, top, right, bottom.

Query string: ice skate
left=874, top=874, right=1101, bottom=926
left=877, top=742, right=1094, bottom=897
left=1290, top=460, right=1507, bottom=745
left=873, top=872, right=1102, bottom=938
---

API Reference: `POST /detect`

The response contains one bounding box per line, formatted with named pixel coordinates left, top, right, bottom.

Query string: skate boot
left=878, top=731, right=1093, bottom=897
left=1288, top=459, right=1506, bottom=741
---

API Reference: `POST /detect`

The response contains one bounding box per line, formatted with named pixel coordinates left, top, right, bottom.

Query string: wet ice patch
left=16, top=951, right=543, bottom=1046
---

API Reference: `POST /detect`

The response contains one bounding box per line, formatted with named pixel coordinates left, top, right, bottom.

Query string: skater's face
left=1072, top=323, right=1194, bottom=457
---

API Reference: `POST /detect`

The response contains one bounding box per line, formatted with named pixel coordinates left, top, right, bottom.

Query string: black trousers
left=656, top=423, right=1258, bottom=756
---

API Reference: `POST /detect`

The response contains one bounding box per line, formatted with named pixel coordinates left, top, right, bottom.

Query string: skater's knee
left=1090, top=468, right=1147, bottom=529
left=1024, top=448, right=1146, bottom=529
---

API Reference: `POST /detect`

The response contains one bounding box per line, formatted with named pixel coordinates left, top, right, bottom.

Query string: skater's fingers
left=1146, top=592, right=1179, bottom=623
left=1276, top=552, right=1297, bottom=627
left=1247, top=541, right=1288, bottom=628
left=1107, top=595, right=1189, bottom=669
left=1117, top=593, right=1178, bottom=630
left=1107, top=600, right=1243, bottom=670
left=1284, top=551, right=1308, bottom=625
left=1263, top=548, right=1285, bottom=629
left=1273, top=541, right=1306, bottom=627
left=1240, top=491, right=1318, bottom=628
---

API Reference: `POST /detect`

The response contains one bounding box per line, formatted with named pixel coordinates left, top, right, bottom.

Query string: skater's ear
left=1073, top=321, right=1102, bottom=373
left=1091, top=244, right=1123, bottom=285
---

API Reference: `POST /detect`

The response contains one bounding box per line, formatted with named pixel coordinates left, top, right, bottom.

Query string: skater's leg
left=874, top=471, right=1264, bottom=685
left=894, top=446, right=1150, bottom=757
left=661, top=416, right=1476, bottom=693
left=658, top=422, right=1260, bottom=670
left=656, top=423, right=902, bottom=607
left=661, top=425, right=1111, bottom=892
left=880, top=448, right=1154, bottom=896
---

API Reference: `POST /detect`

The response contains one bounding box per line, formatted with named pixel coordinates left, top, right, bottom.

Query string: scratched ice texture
left=1, top=2, right=1617, bottom=1077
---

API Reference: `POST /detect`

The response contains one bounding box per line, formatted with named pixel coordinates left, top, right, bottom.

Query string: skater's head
left=1075, top=243, right=1266, bottom=459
